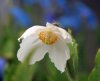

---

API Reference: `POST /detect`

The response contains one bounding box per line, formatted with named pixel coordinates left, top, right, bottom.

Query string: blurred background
left=0, top=0, right=100, bottom=81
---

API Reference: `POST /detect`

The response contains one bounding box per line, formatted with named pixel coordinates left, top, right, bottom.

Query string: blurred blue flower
left=75, top=2, right=92, bottom=17
left=12, top=0, right=97, bottom=30
left=0, top=58, right=6, bottom=81
left=86, top=15, right=97, bottom=29
left=75, top=2, right=97, bottom=29
left=57, top=15, right=80, bottom=31
left=23, top=0, right=52, bottom=9
left=43, top=12, right=54, bottom=23
left=23, top=0, right=36, bottom=5
left=38, top=0, right=51, bottom=9
left=56, top=0, right=67, bottom=9
left=9, top=6, right=32, bottom=27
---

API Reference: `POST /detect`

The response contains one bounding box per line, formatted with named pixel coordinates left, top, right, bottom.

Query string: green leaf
left=78, top=73, right=88, bottom=81
left=4, top=47, right=38, bottom=81
left=88, top=67, right=100, bottom=81
left=12, top=63, right=35, bottom=81
left=12, top=48, right=38, bottom=81
left=88, top=49, right=100, bottom=81
left=67, top=39, right=78, bottom=80
left=2, top=39, right=15, bottom=59
left=95, top=49, right=100, bottom=66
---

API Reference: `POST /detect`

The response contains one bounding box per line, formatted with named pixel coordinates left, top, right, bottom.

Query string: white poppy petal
left=29, top=43, right=48, bottom=64
left=46, top=22, right=72, bottom=43
left=48, top=39, right=70, bottom=72
left=46, top=22, right=60, bottom=31
left=46, top=22, right=63, bottom=38
left=46, top=22, right=53, bottom=27
left=57, top=27, right=72, bottom=43
left=17, top=34, right=48, bottom=64
left=17, top=34, right=40, bottom=62
left=18, top=26, right=45, bottom=41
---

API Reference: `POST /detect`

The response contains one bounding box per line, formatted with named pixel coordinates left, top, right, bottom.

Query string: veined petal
left=17, top=34, right=39, bottom=62
left=18, top=26, right=45, bottom=41
left=46, top=22, right=54, bottom=28
left=29, top=43, right=48, bottom=64
left=48, top=39, right=70, bottom=72
left=46, top=22, right=72, bottom=43
left=17, top=34, right=48, bottom=64
left=46, top=22, right=60, bottom=32
left=57, top=27, right=72, bottom=43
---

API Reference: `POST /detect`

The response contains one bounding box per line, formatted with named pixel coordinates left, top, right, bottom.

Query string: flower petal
left=57, top=27, right=72, bottom=43
left=17, top=34, right=39, bottom=62
left=48, top=39, right=70, bottom=72
left=46, top=22, right=54, bottom=28
left=29, top=43, right=48, bottom=64
left=18, top=26, right=45, bottom=41
left=46, top=22, right=60, bottom=32
left=17, top=34, right=48, bottom=64
left=46, top=22, right=72, bottom=43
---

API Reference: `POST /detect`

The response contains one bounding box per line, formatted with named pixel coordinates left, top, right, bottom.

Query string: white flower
left=17, top=22, right=72, bottom=73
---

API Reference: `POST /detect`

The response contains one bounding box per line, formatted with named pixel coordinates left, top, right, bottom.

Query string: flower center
left=39, top=29, right=58, bottom=45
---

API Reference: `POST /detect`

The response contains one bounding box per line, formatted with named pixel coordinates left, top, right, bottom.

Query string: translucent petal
left=46, top=22, right=72, bottom=43
left=17, top=34, right=48, bottom=64
left=57, top=27, right=72, bottom=43
left=17, top=34, right=39, bottom=62
left=48, top=39, right=70, bottom=72
left=29, top=43, right=48, bottom=64
left=18, top=26, right=45, bottom=41
left=46, top=22, right=54, bottom=28
left=46, top=22, right=60, bottom=32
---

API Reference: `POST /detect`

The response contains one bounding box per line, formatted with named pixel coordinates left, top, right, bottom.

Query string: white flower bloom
left=17, top=22, right=72, bottom=73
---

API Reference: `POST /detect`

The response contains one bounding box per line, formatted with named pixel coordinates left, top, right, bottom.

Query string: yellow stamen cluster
left=39, top=29, right=58, bottom=45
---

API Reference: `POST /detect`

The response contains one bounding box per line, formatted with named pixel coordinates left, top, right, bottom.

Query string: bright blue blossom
left=38, top=0, right=52, bottom=11
left=0, top=58, right=6, bottom=81
left=9, top=6, right=32, bottom=27
left=11, top=0, right=97, bottom=30
left=75, top=2, right=97, bottom=29
left=43, top=12, right=54, bottom=23
left=86, top=15, right=97, bottom=29
left=23, top=0, right=36, bottom=5
left=56, top=0, right=67, bottom=9
left=57, top=15, right=80, bottom=31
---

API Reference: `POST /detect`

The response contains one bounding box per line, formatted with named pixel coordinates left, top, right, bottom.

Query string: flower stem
left=65, top=68, right=73, bottom=81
